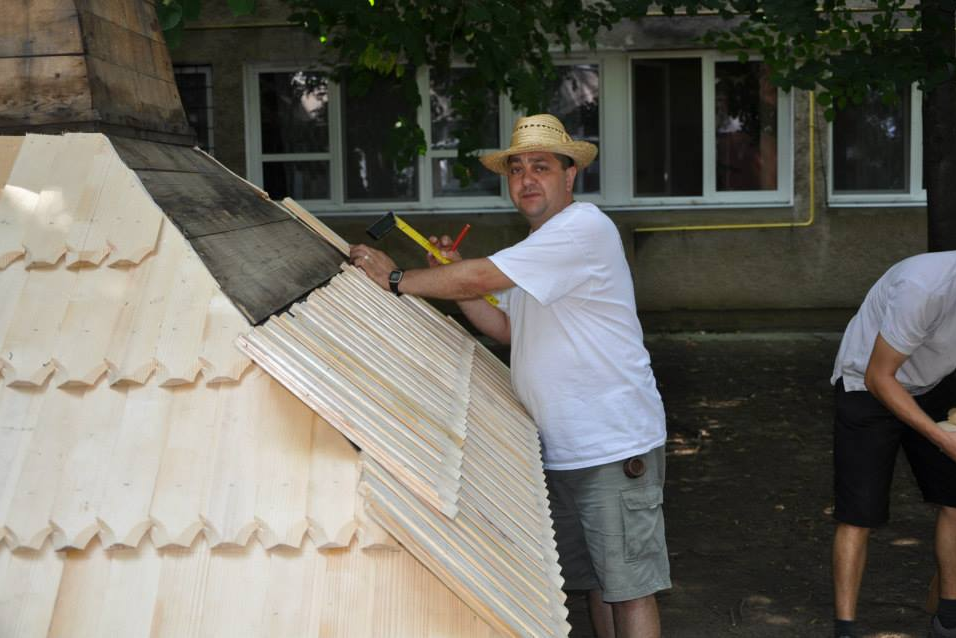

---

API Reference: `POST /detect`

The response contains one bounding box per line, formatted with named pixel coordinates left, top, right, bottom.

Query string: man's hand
left=865, top=333, right=956, bottom=461
left=349, top=244, right=397, bottom=292
left=938, top=430, right=956, bottom=461
left=427, top=235, right=461, bottom=268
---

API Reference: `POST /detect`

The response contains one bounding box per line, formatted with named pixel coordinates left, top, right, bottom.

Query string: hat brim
left=479, top=141, right=598, bottom=175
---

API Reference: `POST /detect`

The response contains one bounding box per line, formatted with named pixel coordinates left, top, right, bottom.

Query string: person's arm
left=864, top=333, right=956, bottom=460
left=349, top=243, right=513, bottom=343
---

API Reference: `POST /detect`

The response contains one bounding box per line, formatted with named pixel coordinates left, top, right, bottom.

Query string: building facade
left=172, top=1, right=929, bottom=330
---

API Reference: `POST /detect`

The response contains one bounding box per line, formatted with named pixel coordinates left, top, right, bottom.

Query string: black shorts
left=833, top=374, right=956, bottom=528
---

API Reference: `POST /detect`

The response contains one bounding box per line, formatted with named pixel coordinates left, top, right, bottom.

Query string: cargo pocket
left=621, top=483, right=664, bottom=563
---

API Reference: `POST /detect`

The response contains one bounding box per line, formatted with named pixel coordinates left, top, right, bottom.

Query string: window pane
left=174, top=66, right=213, bottom=154
left=715, top=61, right=778, bottom=191
left=343, top=75, right=418, bottom=202
left=632, top=59, right=702, bottom=197
left=432, top=159, right=499, bottom=197
left=259, top=71, right=330, bottom=154
left=430, top=69, right=499, bottom=150
left=832, top=87, right=910, bottom=193
left=546, top=65, right=600, bottom=193
left=263, top=161, right=330, bottom=200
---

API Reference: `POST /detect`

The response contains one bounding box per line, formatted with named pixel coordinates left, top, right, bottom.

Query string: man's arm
left=349, top=243, right=513, bottom=343
left=864, top=333, right=956, bottom=460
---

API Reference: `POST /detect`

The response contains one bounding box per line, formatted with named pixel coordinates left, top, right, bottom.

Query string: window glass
left=431, top=159, right=500, bottom=197
left=832, top=86, right=910, bottom=193
left=259, top=71, right=330, bottom=154
left=714, top=61, right=778, bottom=191
left=263, top=161, right=330, bottom=200
left=342, top=75, right=418, bottom=202
left=174, top=65, right=214, bottom=154
left=430, top=68, right=500, bottom=197
left=430, top=69, right=499, bottom=150
left=547, top=64, right=600, bottom=193
left=632, top=59, right=702, bottom=197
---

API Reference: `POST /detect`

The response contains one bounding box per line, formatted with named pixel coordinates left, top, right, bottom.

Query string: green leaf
left=162, top=18, right=184, bottom=49
left=226, top=0, right=256, bottom=17
left=157, top=1, right=182, bottom=31
left=181, top=0, right=201, bottom=21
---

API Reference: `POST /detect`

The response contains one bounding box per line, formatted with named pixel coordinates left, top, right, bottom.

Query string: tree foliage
left=161, top=1, right=954, bottom=172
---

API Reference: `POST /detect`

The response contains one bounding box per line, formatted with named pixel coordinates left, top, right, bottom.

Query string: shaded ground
left=563, top=333, right=941, bottom=638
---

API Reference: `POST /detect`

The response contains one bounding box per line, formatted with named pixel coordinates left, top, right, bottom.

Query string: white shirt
left=489, top=201, right=666, bottom=470
left=831, top=251, right=956, bottom=395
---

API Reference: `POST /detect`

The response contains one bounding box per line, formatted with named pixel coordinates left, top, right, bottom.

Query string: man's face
left=506, top=152, right=577, bottom=229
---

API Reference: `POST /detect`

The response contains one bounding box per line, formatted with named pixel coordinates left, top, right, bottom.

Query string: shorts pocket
left=621, top=483, right=664, bottom=563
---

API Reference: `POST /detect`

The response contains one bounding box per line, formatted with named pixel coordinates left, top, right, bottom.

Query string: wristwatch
left=388, top=269, right=404, bottom=296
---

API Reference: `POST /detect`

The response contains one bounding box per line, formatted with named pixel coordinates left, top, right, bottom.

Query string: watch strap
left=388, top=269, right=404, bottom=296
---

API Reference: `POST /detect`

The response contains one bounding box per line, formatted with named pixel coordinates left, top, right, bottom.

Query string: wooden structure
left=0, top=131, right=568, bottom=637
left=0, top=0, right=191, bottom=143
left=0, top=2, right=567, bottom=635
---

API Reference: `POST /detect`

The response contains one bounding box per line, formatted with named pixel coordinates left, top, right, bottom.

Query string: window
left=630, top=53, right=792, bottom=206
left=245, top=53, right=792, bottom=213
left=428, top=67, right=501, bottom=198
left=546, top=64, right=601, bottom=194
left=829, top=85, right=924, bottom=205
left=257, top=70, right=331, bottom=201
left=174, top=65, right=214, bottom=154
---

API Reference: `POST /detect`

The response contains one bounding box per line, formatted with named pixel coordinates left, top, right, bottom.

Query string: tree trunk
left=922, top=0, right=956, bottom=251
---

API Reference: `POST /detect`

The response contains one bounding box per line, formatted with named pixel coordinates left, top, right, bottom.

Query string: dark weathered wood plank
left=137, top=170, right=289, bottom=238
left=0, top=0, right=82, bottom=59
left=80, top=10, right=158, bottom=77
left=0, top=56, right=95, bottom=128
left=85, top=56, right=189, bottom=135
left=80, top=0, right=164, bottom=43
left=191, top=219, right=343, bottom=324
left=111, top=136, right=220, bottom=173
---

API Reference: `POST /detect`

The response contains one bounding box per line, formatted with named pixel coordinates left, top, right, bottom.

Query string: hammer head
left=366, top=211, right=396, bottom=240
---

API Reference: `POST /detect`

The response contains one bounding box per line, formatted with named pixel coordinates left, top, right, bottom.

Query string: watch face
left=389, top=270, right=403, bottom=284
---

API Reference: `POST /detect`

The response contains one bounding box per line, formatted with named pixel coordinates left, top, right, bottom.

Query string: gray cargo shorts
left=545, top=445, right=671, bottom=603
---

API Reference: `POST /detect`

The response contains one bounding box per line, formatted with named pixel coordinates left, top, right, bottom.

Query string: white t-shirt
left=831, top=251, right=956, bottom=395
left=488, top=201, right=666, bottom=470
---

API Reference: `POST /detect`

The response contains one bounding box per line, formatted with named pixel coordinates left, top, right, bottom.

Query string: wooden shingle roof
left=0, top=133, right=567, bottom=636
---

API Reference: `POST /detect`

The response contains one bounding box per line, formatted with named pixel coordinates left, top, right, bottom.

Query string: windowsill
left=302, top=199, right=796, bottom=216
left=827, top=200, right=926, bottom=209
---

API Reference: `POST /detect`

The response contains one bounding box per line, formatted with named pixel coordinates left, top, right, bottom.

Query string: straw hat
left=479, top=114, right=598, bottom=175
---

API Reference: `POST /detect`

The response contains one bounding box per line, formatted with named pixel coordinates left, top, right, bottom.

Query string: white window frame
left=245, top=63, right=518, bottom=214
left=174, top=64, right=215, bottom=155
left=621, top=50, right=793, bottom=209
left=244, top=52, right=793, bottom=215
left=827, top=85, right=925, bottom=207
left=244, top=63, right=338, bottom=207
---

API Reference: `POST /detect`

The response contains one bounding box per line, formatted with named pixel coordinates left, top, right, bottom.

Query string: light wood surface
left=240, top=265, right=569, bottom=637
left=0, top=135, right=65, bottom=268
left=0, top=538, right=65, bottom=638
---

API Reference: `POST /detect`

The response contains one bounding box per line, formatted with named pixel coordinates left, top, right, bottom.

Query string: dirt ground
left=561, top=332, right=943, bottom=638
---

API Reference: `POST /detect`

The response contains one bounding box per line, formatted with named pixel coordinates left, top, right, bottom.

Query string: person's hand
left=426, top=235, right=462, bottom=268
left=937, top=428, right=956, bottom=462
left=349, top=243, right=398, bottom=291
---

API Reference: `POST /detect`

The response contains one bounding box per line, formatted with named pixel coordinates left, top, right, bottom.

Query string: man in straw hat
left=829, top=251, right=956, bottom=638
left=351, top=114, right=670, bottom=637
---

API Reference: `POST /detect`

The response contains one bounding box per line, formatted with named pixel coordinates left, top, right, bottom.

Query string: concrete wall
left=172, top=4, right=928, bottom=330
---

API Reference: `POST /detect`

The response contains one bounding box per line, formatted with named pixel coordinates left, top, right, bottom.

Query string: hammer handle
left=394, top=215, right=499, bottom=306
